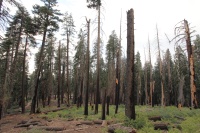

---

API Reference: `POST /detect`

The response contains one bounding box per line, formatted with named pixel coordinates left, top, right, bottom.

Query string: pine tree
left=30, top=0, right=62, bottom=114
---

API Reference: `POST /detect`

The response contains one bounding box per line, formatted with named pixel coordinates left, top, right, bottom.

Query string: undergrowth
left=39, top=104, right=200, bottom=132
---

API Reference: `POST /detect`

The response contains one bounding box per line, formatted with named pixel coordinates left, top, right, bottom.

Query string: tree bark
left=57, top=42, right=61, bottom=107
left=95, top=5, right=100, bottom=114
left=21, top=36, right=28, bottom=114
left=106, top=96, right=110, bottom=115
left=115, top=50, right=119, bottom=114
left=156, top=25, right=165, bottom=106
left=144, top=48, right=149, bottom=105
left=184, top=19, right=198, bottom=108
left=66, top=32, right=70, bottom=105
left=31, top=23, right=48, bottom=114
left=125, top=8, right=135, bottom=120
left=61, top=60, right=65, bottom=104
left=102, top=88, right=106, bottom=120
left=84, top=18, right=90, bottom=115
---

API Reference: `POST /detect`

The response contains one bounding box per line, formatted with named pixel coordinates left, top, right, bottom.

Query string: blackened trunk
left=184, top=19, right=198, bottom=108
left=84, top=18, right=90, bottom=115
left=106, top=96, right=110, bottom=115
left=102, top=89, right=106, bottom=120
left=125, top=8, right=135, bottom=120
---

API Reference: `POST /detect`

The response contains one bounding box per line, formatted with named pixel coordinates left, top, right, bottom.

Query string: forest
left=0, top=0, right=200, bottom=133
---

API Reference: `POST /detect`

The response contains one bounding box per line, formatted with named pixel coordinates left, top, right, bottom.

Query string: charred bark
left=125, top=8, right=135, bottom=119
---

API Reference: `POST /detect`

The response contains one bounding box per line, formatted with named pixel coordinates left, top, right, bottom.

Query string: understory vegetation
left=38, top=105, right=200, bottom=133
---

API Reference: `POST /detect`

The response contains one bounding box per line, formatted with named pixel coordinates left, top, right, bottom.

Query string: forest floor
left=0, top=100, right=103, bottom=133
left=1, top=101, right=200, bottom=133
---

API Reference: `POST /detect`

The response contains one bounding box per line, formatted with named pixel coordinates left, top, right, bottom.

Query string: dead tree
left=172, top=19, right=198, bottom=108
left=156, top=25, right=165, bottom=106
left=144, top=48, right=149, bottom=105
left=148, top=37, right=154, bottom=107
left=184, top=20, right=198, bottom=108
left=125, top=8, right=135, bottom=120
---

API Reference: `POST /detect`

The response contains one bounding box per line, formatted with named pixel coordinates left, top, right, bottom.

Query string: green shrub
left=124, top=115, right=146, bottom=129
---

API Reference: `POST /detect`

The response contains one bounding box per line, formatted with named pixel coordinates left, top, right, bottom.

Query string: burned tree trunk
left=148, top=37, right=154, bottom=107
left=184, top=19, right=198, bottom=108
left=84, top=18, right=90, bottom=115
left=102, top=88, right=106, bottom=120
left=156, top=25, right=165, bottom=106
left=125, top=8, right=135, bottom=120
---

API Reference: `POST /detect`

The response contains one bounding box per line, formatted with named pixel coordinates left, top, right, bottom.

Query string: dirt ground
left=0, top=113, right=103, bottom=133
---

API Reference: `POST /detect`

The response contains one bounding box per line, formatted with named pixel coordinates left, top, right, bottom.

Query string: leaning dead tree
left=125, top=8, right=135, bottom=120
left=172, top=19, right=198, bottom=108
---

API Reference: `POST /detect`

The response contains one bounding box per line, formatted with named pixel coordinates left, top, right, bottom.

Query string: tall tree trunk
left=125, top=8, right=135, bottom=120
left=73, top=69, right=78, bottom=104
left=31, top=24, right=48, bottom=114
left=61, top=60, right=65, bottom=104
left=144, top=48, right=148, bottom=105
left=184, top=19, right=198, bottom=108
left=148, top=37, right=154, bottom=107
left=167, top=50, right=172, bottom=106
left=101, top=88, right=106, bottom=120
left=178, top=76, right=185, bottom=105
left=9, top=12, right=23, bottom=95
left=84, top=18, right=90, bottom=115
left=21, top=36, right=28, bottom=114
left=156, top=25, right=165, bottom=106
left=66, top=33, right=70, bottom=105
left=115, top=50, right=119, bottom=114
left=57, top=42, right=61, bottom=107
left=106, top=96, right=110, bottom=115
left=95, top=5, right=100, bottom=114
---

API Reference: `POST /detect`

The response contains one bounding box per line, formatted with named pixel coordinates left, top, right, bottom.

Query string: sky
left=16, top=0, right=200, bottom=73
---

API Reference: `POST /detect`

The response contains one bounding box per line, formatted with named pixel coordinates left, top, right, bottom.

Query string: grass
left=38, top=104, right=200, bottom=132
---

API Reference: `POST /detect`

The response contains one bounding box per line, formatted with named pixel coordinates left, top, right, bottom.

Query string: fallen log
left=43, top=108, right=66, bottom=114
left=40, top=126, right=66, bottom=131
left=148, top=116, right=162, bottom=121
left=108, top=123, right=137, bottom=133
left=80, top=121, right=93, bottom=125
left=174, top=116, right=186, bottom=121
left=14, top=122, right=39, bottom=128
left=93, top=120, right=103, bottom=124
left=154, top=123, right=168, bottom=130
